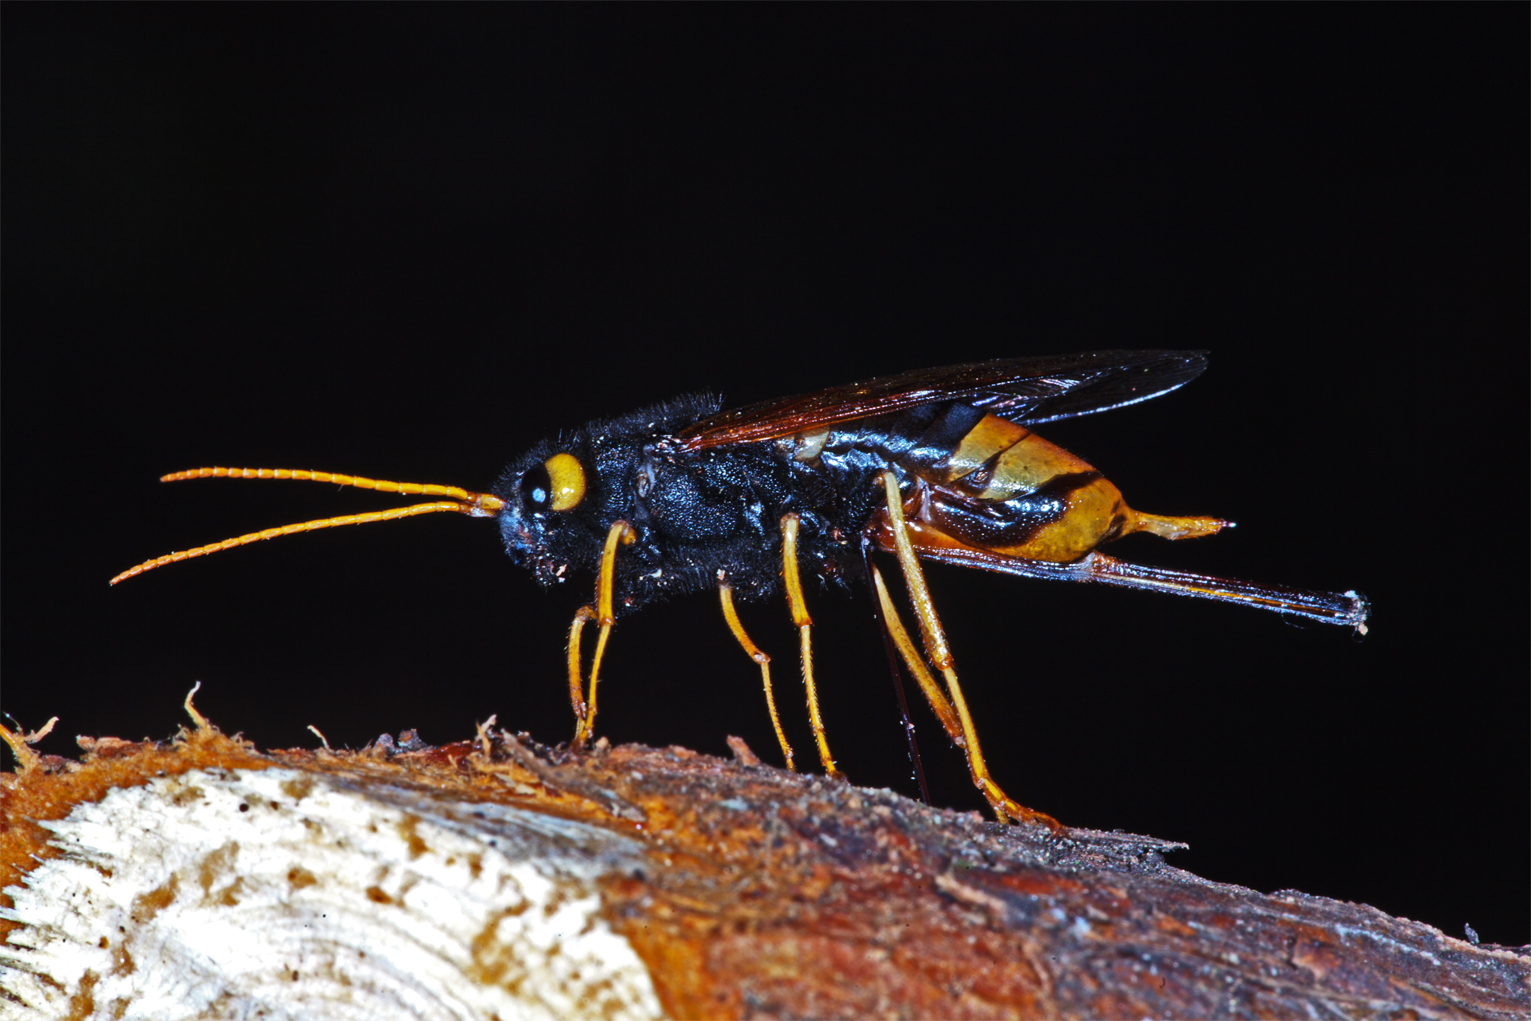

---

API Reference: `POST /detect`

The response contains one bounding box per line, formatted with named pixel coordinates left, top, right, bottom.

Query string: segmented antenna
left=109, top=467, right=505, bottom=585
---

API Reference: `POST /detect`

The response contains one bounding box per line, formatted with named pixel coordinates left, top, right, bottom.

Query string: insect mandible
left=112, top=350, right=1369, bottom=829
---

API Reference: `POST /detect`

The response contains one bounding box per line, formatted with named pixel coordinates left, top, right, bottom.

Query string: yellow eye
left=543, top=452, right=586, bottom=511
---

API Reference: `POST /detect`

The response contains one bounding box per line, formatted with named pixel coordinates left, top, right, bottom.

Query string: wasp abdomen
left=942, top=414, right=1098, bottom=495
left=900, top=411, right=1224, bottom=563
left=924, top=471, right=1126, bottom=562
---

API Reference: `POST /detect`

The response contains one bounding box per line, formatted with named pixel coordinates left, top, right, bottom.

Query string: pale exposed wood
left=2, top=719, right=1527, bottom=1020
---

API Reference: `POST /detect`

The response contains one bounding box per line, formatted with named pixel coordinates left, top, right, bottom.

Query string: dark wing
left=676, top=350, right=1208, bottom=450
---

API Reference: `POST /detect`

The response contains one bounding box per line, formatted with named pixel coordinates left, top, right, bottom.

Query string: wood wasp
left=112, top=351, right=1368, bottom=829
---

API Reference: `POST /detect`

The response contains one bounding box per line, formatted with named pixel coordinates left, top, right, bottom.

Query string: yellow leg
left=781, top=513, right=842, bottom=778
left=877, top=472, right=1060, bottom=830
left=570, top=520, right=633, bottom=748
left=567, top=603, right=596, bottom=736
left=870, top=563, right=964, bottom=747
left=718, top=575, right=795, bottom=770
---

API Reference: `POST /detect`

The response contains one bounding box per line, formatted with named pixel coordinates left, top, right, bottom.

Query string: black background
left=6, top=6, right=1526, bottom=946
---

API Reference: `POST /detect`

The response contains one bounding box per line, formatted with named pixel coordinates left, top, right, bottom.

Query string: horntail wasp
left=113, top=351, right=1368, bottom=829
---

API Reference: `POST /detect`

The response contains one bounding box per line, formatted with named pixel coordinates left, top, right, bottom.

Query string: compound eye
left=520, top=464, right=553, bottom=511
left=542, top=452, right=587, bottom=511
left=521, top=454, right=586, bottom=513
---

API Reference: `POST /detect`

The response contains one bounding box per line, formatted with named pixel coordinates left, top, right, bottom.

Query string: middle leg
left=780, top=513, right=843, bottom=778
left=718, top=571, right=796, bottom=770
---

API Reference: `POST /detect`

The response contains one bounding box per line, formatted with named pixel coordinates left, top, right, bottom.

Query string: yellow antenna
left=109, top=466, right=505, bottom=585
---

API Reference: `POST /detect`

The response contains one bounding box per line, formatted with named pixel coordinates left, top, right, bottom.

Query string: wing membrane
left=677, top=350, right=1208, bottom=449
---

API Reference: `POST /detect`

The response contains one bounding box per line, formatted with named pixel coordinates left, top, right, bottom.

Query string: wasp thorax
left=522, top=453, right=587, bottom=512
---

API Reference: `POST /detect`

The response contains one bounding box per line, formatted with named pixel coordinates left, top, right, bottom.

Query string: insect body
left=113, top=351, right=1368, bottom=829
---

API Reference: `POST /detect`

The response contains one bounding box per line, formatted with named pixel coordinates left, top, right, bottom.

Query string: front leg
left=569, top=520, right=633, bottom=748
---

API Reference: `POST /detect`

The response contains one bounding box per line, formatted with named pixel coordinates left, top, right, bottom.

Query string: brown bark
left=2, top=716, right=1527, bottom=1020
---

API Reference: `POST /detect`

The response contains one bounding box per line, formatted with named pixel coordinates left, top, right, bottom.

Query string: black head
left=490, top=394, right=725, bottom=591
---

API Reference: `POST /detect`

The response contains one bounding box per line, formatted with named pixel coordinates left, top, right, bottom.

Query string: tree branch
left=2, top=716, right=1527, bottom=1019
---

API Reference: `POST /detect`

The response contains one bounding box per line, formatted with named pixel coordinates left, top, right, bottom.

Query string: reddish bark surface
left=4, top=723, right=1527, bottom=1019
